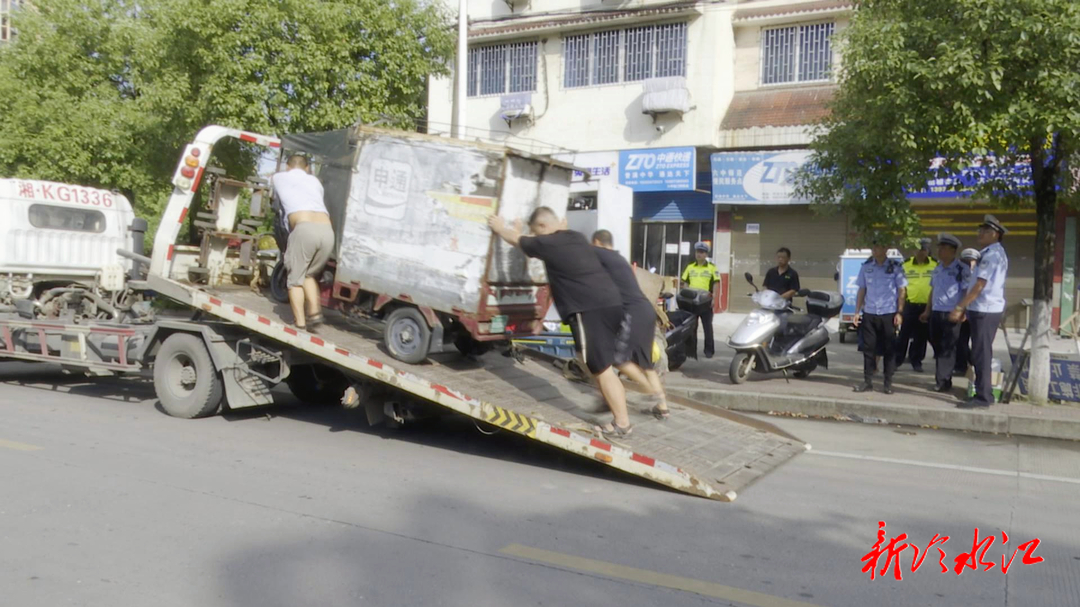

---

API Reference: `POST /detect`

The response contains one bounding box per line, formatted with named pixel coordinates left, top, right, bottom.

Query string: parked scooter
left=727, top=272, right=843, bottom=384
left=662, top=288, right=712, bottom=371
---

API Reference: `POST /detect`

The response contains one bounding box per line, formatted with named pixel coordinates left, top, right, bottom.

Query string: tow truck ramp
left=146, top=277, right=807, bottom=502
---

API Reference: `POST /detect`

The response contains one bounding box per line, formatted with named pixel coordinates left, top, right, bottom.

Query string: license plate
left=490, top=315, right=508, bottom=334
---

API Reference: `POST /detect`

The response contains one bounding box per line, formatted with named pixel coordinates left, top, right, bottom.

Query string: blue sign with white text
left=618, top=148, right=696, bottom=192
left=711, top=151, right=811, bottom=205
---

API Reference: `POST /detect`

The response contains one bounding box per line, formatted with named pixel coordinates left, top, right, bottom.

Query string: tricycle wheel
left=269, top=260, right=289, bottom=304
left=729, top=352, right=755, bottom=384
left=384, top=307, right=431, bottom=364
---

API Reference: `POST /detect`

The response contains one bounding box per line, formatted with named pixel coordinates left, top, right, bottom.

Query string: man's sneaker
left=934, top=382, right=953, bottom=393
left=957, top=399, right=990, bottom=409
left=853, top=382, right=873, bottom=393
left=912, top=364, right=924, bottom=373
left=883, top=383, right=894, bottom=395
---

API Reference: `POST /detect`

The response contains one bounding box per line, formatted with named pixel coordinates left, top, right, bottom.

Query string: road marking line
left=0, top=439, right=42, bottom=451
left=808, top=450, right=1080, bottom=485
left=500, top=543, right=823, bottom=607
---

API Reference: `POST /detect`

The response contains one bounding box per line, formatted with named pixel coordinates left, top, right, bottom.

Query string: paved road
left=2, top=361, right=1079, bottom=607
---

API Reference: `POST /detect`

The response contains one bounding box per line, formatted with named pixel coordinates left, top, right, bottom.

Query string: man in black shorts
left=592, top=230, right=670, bottom=420
left=488, top=208, right=633, bottom=438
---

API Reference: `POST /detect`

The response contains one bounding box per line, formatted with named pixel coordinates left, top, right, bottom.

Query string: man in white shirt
left=272, top=155, right=335, bottom=330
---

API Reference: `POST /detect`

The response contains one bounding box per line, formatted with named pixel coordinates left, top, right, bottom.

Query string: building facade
left=428, top=0, right=1039, bottom=326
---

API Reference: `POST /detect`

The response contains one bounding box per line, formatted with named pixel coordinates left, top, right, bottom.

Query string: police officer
left=950, top=215, right=1009, bottom=408
left=954, top=247, right=981, bottom=376
left=853, top=235, right=908, bottom=394
left=896, top=238, right=937, bottom=372
left=920, top=233, right=966, bottom=392
left=681, top=242, right=719, bottom=358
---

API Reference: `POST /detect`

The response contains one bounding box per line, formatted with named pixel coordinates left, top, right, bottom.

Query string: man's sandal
left=307, top=313, right=326, bottom=328
left=595, top=422, right=633, bottom=439
left=650, top=404, right=671, bottom=421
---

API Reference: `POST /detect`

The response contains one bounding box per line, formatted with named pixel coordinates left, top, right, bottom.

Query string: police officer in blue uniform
left=853, top=234, right=908, bottom=394
left=920, top=233, right=967, bottom=392
left=950, top=215, right=1009, bottom=408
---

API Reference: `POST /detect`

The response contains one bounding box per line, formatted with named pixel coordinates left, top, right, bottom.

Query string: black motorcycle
left=662, top=288, right=712, bottom=371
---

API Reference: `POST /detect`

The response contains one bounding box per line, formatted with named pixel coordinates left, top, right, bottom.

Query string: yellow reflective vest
left=903, top=257, right=937, bottom=304
left=682, top=262, right=718, bottom=291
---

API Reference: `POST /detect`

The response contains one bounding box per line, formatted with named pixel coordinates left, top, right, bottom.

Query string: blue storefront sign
left=710, top=151, right=811, bottom=205
left=710, top=151, right=1034, bottom=204
left=618, top=147, right=696, bottom=192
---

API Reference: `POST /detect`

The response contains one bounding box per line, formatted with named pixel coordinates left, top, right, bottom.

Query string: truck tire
left=384, top=307, right=431, bottom=364
left=839, top=330, right=848, bottom=344
left=286, top=364, right=349, bottom=405
left=154, top=333, right=223, bottom=418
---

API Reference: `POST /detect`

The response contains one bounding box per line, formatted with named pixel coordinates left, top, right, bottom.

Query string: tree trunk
left=1027, top=141, right=1059, bottom=405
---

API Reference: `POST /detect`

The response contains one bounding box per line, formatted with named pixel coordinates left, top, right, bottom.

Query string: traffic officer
left=852, top=234, right=908, bottom=394
left=954, top=247, right=982, bottom=376
left=896, top=238, right=937, bottom=372
left=950, top=215, right=1009, bottom=408
left=681, top=242, right=719, bottom=358
left=919, top=233, right=966, bottom=392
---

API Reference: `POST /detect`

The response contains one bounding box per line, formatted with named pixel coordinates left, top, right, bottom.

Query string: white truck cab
left=0, top=178, right=137, bottom=310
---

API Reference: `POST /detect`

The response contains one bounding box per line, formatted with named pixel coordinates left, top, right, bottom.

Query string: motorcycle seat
left=783, top=314, right=822, bottom=334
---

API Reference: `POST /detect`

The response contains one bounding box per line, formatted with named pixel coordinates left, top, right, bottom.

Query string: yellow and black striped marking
left=485, top=405, right=537, bottom=438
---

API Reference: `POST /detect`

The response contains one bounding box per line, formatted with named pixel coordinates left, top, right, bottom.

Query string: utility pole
left=452, top=0, right=468, bottom=139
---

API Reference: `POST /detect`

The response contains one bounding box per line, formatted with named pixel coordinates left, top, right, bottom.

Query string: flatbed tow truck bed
left=161, top=279, right=807, bottom=502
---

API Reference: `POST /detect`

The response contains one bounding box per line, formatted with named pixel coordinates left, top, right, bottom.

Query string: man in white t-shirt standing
left=271, top=154, right=335, bottom=331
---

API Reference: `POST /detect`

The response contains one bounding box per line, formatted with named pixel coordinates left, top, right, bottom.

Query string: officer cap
left=918, top=237, right=933, bottom=251
left=960, top=248, right=981, bottom=262
left=979, top=214, right=1009, bottom=235
left=937, top=232, right=961, bottom=249
left=694, top=242, right=710, bottom=252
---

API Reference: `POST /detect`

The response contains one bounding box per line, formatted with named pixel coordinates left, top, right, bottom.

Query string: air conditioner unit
left=499, top=93, right=534, bottom=126
left=642, top=76, right=692, bottom=117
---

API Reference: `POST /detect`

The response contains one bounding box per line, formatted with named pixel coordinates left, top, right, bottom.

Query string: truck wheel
left=839, top=331, right=848, bottom=344
left=729, top=352, right=754, bottom=384
left=384, top=307, right=431, bottom=364
left=269, top=261, right=290, bottom=304
left=286, top=364, right=350, bottom=405
left=154, top=333, right=223, bottom=418
left=454, top=334, right=492, bottom=357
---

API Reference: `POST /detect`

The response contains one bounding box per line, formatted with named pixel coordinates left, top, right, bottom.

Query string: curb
left=667, top=387, right=1080, bottom=442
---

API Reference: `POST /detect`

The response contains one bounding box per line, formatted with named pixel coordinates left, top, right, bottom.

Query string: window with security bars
left=0, top=0, right=17, bottom=43
left=562, top=22, right=687, bottom=89
left=467, top=41, right=538, bottom=97
left=761, top=22, right=834, bottom=85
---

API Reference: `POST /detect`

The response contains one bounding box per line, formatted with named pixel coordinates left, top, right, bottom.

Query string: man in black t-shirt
left=488, top=207, right=633, bottom=438
left=763, top=247, right=801, bottom=300
left=592, top=230, right=670, bottom=421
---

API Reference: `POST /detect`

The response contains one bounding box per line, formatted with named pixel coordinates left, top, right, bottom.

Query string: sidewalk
left=662, top=312, right=1080, bottom=441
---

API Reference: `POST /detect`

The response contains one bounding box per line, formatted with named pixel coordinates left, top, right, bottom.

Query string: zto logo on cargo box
left=365, top=159, right=412, bottom=220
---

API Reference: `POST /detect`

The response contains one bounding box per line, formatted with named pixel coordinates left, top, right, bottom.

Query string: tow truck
left=0, top=126, right=807, bottom=501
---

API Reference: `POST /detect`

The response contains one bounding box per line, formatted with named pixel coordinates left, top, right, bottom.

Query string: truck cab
left=0, top=178, right=138, bottom=317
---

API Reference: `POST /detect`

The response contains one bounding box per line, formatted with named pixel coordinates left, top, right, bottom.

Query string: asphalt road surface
left=2, top=361, right=1079, bottom=607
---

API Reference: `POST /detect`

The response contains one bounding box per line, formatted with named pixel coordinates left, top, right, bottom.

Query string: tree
left=796, top=0, right=1080, bottom=404
left=0, top=0, right=454, bottom=239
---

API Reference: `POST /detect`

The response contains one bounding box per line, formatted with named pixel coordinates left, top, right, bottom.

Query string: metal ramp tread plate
left=175, top=282, right=806, bottom=501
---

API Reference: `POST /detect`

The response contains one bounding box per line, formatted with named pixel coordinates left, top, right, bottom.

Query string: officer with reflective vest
left=919, top=233, right=967, bottom=392
left=896, top=238, right=938, bottom=372
left=681, top=242, right=719, bottom=358
left=950, top=215, right=1009, bottom=408
left=853, top=233, right=908, bottom=394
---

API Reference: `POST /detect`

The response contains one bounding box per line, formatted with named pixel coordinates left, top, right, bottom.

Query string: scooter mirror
left=744, top=272, right=754, bottom=284
left=833, top=271, right=840, bottom=281
left=796, top=288, right=811, bottom=297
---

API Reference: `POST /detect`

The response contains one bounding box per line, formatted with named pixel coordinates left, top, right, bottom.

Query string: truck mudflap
left=149, top=276, right=807, bottom=501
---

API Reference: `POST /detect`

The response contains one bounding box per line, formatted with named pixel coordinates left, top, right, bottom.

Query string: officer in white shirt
left=272, top=155, right=335, bottom=331
left=950, top=215, right=1009, bottom=408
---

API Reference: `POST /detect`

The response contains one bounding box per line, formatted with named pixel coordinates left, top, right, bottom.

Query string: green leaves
left=0, top=0, right=453, bottom=239
left=796, top=0, right=1080, bottom=246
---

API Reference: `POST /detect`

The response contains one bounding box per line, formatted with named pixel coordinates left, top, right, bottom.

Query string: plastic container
left=966, top=358, right=1004, bottom=402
